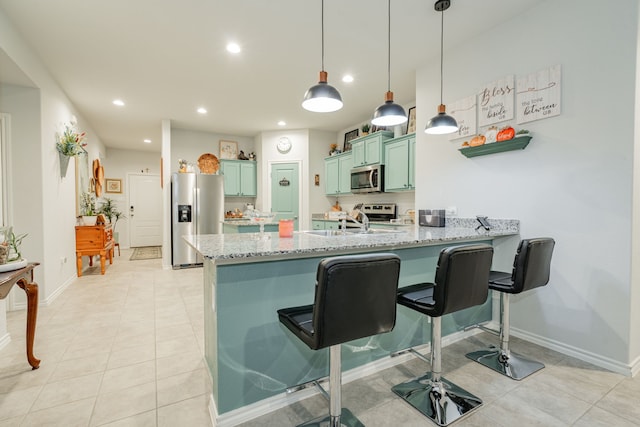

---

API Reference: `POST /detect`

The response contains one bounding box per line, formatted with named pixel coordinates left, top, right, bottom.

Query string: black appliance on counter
left=419, top=209, right=446, bottom=227
left=361, top=203, right=397, bottom=222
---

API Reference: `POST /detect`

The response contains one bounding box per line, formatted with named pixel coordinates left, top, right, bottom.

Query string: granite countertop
left=185, top=218, right=519, bottom=265
left=222, top=220, right=275, bottom=226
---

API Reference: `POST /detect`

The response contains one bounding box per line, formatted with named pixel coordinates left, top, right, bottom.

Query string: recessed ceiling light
left=277, top=121, right=286, bottom=126
left=113, top=99, right=125, bottom=106
left=226, top=42, right=241, bottom=54
left=342, top=75, right=354, bottom=83
left=197, top=107, right=207, bottom=114
left=143, top=139, right=152, bottom=143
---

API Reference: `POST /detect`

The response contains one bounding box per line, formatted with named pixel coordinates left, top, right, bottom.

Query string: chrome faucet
left=340, top=210, right=370, bottom=233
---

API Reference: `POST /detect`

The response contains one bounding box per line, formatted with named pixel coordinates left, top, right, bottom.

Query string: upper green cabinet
left=220, top=160, right=257, bottom=197
left=324, top=152, right=352, bottom=195
left=351, top=131, right=394, bottom=167
left=384, top=134, right=416, bottom=192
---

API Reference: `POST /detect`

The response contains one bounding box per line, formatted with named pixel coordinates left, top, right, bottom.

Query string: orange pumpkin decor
left=469, top=135, right=486, bottom=147
left=497, top=126, right=515, bottom=142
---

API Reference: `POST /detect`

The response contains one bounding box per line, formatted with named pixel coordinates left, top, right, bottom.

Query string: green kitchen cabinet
left=220, top=160, right=257, bottom=197
left=311, top=220, right=342, bottom=230
left=384, top=134, right=416, bottom=192
left=351, top=131, right=394, bottom=167
left=324, top=152, right=352, bottom=195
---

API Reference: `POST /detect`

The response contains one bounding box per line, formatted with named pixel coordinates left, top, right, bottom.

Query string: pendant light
left=425, top=0, right=458, bottom=135
left=302, top=0, right=343, bottom=113
left=372, top=0, right=407, bottom=126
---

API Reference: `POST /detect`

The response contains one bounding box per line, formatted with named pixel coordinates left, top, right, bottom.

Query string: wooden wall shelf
left=459, top=135, right=532, bottom=158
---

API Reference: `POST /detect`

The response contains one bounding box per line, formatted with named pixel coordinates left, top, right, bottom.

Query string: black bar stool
left=278, top=253, right=401, bottom=427
left=391, top=244, right=493, bottom=427
left=466, top=237, right=555, bottom=380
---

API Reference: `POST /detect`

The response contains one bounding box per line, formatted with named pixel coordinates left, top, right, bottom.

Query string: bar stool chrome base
left=298, top=408, right=363, bottom=427
left=466, top=346, right=544, bottom=380
left=391, top=373, right=482, bottom=427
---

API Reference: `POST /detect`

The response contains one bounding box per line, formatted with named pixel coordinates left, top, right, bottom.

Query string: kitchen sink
left=302, top=228, right=405, bottom=237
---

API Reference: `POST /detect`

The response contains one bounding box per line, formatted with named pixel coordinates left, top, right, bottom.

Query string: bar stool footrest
left=465, top=348, right=544, bottom=380
left=391, top=373, right=482, bottom=426
left=298, top=408, right=364, bottom=427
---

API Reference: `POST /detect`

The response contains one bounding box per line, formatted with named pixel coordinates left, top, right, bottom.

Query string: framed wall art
left=219, top=140, right=238, bottom=159
left=406, top=106, right=416, bottom=134
left=105, top=178, right=122, bottom=193
left=343, top=129, right=359, bottom=151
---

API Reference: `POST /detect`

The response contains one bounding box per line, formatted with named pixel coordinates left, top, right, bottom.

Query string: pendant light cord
left=321, top=0, right=325, bottom=71
left=439, top=8, right=444, bottom=104
left=387, top=0, right=391, bottom=92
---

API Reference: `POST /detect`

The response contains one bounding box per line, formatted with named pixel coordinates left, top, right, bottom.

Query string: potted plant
left=0, top=228, right=28, bottom=264
left=361, top=124, right=370, bottom=136
left=56, top=124, right=87, bottom=177
left=80, top=192, right=97, bottom=225
left=98, top=198, right=126, bottom=242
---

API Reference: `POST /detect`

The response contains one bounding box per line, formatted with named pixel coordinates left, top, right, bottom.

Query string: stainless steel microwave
left=350, top=164, right=384, bottom=193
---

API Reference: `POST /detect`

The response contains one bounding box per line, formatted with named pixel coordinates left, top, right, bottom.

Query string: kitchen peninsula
left=185, top=219, right=519, bottom=425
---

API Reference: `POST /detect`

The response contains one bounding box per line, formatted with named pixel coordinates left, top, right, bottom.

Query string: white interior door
left=129, top=174, right=162, bottom=247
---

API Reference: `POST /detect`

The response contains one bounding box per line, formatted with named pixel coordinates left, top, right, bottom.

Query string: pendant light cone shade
left=425, top=104, right=458, bottom=134
left=425, top=0, right=458, bottom=135
left=302, top=0, right=343, bottom=113
left=302, top=71, right=343, bottom=112
left=372, top=91, right=407, bottom=126
left=372, top=0, right=407, bottom=126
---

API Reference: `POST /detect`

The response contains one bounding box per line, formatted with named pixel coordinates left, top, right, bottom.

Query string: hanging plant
left=56, top=124, right=87, bottom=156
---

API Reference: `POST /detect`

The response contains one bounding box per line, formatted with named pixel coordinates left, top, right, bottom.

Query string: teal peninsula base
left=186, top=220, right=519, bottom=425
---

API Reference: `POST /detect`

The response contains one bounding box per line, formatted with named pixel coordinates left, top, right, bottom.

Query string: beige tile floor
left=1, top=250, right=638, bottom=426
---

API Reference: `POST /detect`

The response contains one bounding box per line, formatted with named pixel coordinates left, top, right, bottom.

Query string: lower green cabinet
left=311, top=220, right=341, bottom=230
left=220, top=160, right=257, bottom=197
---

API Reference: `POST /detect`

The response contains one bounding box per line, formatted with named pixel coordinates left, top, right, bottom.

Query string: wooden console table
left=0, top=262, right=41, bottom=369
left=75, top=224, right=114, bottom=276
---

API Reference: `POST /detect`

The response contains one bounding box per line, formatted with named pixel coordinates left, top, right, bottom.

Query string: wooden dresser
left=75, top=224, right=114, bottom=276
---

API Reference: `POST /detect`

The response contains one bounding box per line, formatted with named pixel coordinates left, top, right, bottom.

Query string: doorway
left=128, top=174, right=162, bottom=247
left=270, top=163, right=300, bottom=230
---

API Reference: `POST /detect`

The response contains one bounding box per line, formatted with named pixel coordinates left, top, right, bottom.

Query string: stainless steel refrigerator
left=171, top=172, right=224, bottom=268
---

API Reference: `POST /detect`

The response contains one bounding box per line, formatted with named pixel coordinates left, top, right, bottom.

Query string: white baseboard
left=0, top=332, right=10, bottom=351
left=9, top=273, right=76, bottom=311
left=511, top=327, right=635, bottom=377
left=208, top=327, right=486, bottom=426
left=630, top=355, right=640, bottom=377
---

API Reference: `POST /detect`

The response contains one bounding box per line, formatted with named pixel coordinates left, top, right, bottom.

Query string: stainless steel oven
left=350, top=164, right=384, bottom=193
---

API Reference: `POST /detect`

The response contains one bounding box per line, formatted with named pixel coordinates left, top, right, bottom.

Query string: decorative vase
left=82, top=216, right=98, bottom=226
left=59, top=152, right=71, bottom=178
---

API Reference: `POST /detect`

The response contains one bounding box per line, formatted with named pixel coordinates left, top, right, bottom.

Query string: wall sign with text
left=516, top=65, right=561, bottom=124
left=448, top=95, right=477, bottom=140
left=478, top=75, right=515, bottom=127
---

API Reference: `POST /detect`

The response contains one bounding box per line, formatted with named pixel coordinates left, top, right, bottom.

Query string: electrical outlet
left=60, top=256, right=67, bottom=264
left=445, top=206, right=457, bottom=216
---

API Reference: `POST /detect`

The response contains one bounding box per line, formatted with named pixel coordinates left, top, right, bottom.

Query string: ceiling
left=0, top=0, right=540, bottom=153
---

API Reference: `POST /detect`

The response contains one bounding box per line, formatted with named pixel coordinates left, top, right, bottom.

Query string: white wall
left=170, top=127, right=255, bottom=173
left=631, top=5, right=640, bottom=370
left=308, top=129, right=337, bottom=216
left=258, top=129, right=310, bottom=229
left=416, top=0, right=638, bottom=371
left=102, top=147, right=160, bottom=248
left=0, top=6, right=106, bottom=318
